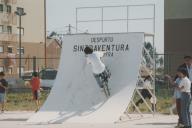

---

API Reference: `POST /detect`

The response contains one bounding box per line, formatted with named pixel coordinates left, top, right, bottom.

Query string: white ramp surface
left=28, top=33, right=144, bottom=124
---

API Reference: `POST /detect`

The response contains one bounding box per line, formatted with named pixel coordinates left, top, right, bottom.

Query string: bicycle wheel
left=103, top=82, right=110, bottom=98
left=105, top=83, right=110, bottom=96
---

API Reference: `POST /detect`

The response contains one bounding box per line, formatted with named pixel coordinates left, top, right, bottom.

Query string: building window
left=0, top=46, right=4, bottom=53
left=17, top=47, right=24, bottom=55
left=17, top=27, right=24, bottom=35
left=8, top=67, right=13, bottom=74
left=7, top=26, right=12, bottom=34
left=0, top=4, right=3, bottom=12
left=0, top=25, right=3, bottom=33
left=7, top=46, right=13, bottom=53
left=6, top=5, right=11, bottom=13
left=0, top=67, right=4, bottom=72
left=17, top=67, right=24, bottom=74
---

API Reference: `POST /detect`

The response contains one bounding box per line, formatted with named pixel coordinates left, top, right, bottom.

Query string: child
left=177, top=68, right=191, bottom=128
left=30, top=72, right=41, bottom=111
left=0, top=72, right=8, bottom=113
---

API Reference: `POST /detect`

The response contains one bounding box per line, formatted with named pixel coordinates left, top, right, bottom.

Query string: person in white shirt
left=177, top=56, right=192, bottom=95
left=84, top=46, right=110, bottom=89
left=177, top=68, right=191, bottom=128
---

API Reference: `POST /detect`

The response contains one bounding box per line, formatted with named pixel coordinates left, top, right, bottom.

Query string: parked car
left=21, top=71, right=33, bottom=81
left=21, top=68, right=57, bottom=89
left=39, top=68, right=57, bottom=89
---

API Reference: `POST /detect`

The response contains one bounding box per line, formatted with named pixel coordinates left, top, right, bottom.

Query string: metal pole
left=127, top=6, right=129, bottom=32
left=19, top=15, right=22, bottom=78
left=153, top=5, right=156, bottom=113
left=44, top=0, right=47, bottom=68
left=33, top=56, right=36, bottom=72
left=76, top=8, right=78, bottom=33
left=101, top=7, right=103, bottom=33
left=15, top=7, right=26, bottom=78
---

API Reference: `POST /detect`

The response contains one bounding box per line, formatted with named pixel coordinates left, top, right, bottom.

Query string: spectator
left=177, top=56, right=191, bottom=74
left=166, top=56, right=192, bottom=128
left=0, top=72, right=8, bottom=113
left=165, top=73, right=182, bottom=127
left=177, top=68, right=191, bottom=128
left=30, top=72, right=41, bottom=112
left=134, top=75, right=156, bottom=112
left=177, top=56, right=192, bottom=95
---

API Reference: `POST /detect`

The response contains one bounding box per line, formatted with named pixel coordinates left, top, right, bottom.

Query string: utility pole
left=67, top=24, right=72, bottom=34
left=44, top=0, right=47, bottom=68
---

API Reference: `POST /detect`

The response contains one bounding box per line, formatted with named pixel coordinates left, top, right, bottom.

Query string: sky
left=47, top=0, right=164, bottom=53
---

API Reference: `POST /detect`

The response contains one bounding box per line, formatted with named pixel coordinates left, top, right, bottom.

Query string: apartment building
left=0, top=0, right=45, bottom=76
left=46, top=38, right=61, bottom=69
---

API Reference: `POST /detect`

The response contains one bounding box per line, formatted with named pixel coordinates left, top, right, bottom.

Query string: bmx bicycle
left=99, top=68, right=111, bottom=98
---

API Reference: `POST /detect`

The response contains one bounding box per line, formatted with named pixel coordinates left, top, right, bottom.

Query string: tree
left=143, top=42, right=164, bottom=68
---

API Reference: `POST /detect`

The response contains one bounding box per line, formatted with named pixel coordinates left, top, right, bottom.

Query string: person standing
left=30, top=72, right=41, bottom=111
left=185, top=56, right=192, bottom=96
left=177, top=68, right=191, bottom=128
left=0, top=72, right=8, bottom=113
left=177, top=56, right=192, bottom=95
left=165, top=73, right=182, bottom=127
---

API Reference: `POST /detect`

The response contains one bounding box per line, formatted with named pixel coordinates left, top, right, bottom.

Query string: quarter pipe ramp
left=27, top=33, right=144, bottom=124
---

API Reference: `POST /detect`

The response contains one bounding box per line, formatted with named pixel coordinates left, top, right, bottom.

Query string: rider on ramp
left=83, top=46, right=111, bottom=95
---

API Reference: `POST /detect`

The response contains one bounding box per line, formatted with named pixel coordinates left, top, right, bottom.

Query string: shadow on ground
left=0, top=118, right=28, bottom=121
left=136, top=122, right=176, bottom=126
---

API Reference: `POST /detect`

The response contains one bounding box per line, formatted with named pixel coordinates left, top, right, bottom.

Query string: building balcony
left=0, top=13, right=17, bottom=25
left=0, top=33, right=17, bottom=42
left=1, top=0, right=17, bottom=4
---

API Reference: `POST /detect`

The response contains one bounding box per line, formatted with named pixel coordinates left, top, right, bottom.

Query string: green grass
left=128, top=88, right=173, bottom=114
left=132, top=96, right=173, bottom=113
left=5, top=91, right=50, bottom=111
left=156, top=96, right=173, bottom=114
left=3, top=89, right=173, bottom=114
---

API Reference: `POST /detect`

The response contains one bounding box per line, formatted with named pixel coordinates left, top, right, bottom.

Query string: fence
left=0, top=57, right=59, bottom=91
left=0, top=54, right=188, bottom=112
left=154, top=53, right=192, bottom=98
left=0, top=53, right=186, bottom=92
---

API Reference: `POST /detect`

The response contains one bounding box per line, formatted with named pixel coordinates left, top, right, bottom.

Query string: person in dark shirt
left=0, top=71, right=8, bottom=113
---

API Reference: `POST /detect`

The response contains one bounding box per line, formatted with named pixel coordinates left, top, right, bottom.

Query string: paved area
left=0, top=111, right=178, bottom=128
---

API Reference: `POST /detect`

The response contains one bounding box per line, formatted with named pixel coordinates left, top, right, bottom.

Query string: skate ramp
left=27, top=33, right=144, bottom=124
